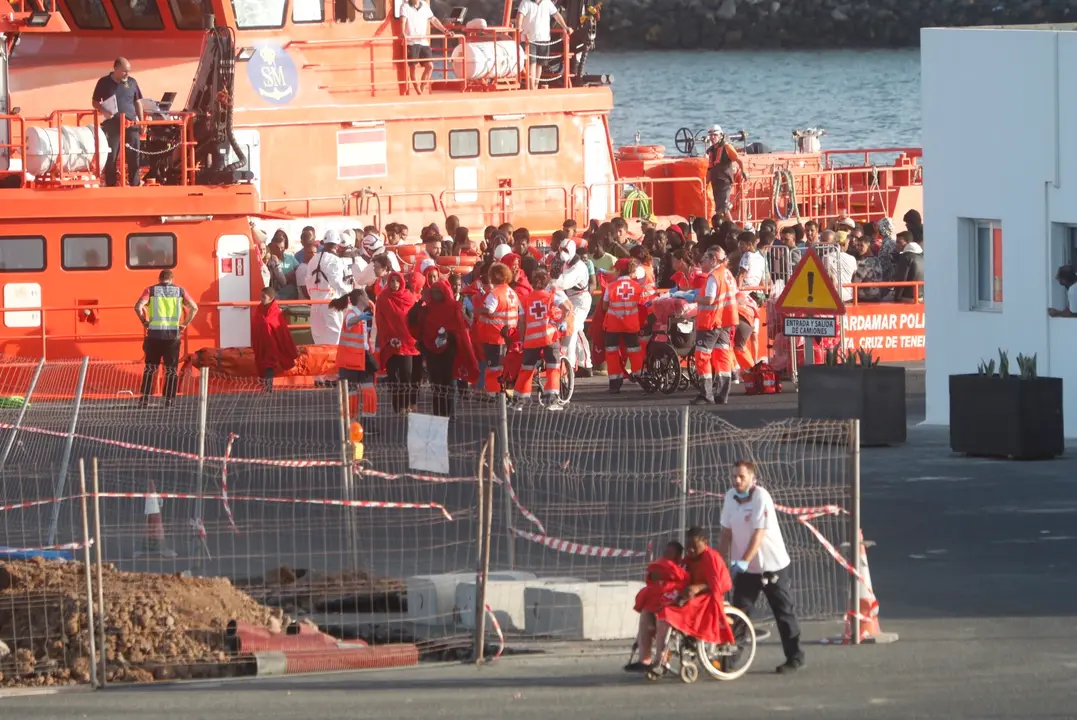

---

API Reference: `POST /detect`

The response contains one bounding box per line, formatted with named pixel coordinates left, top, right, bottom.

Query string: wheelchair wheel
left=698, top=606, right=756, bottom=681
left=679, top=660, right=699, bottom=684
left=559, top=357, right=575, bottom=402
left=645, top=344, right=680, bottom=395
left=676, top=367, right=690, bottom=392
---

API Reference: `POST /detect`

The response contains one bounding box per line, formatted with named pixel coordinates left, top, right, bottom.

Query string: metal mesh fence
left=0, top=359, right=857, bottom=685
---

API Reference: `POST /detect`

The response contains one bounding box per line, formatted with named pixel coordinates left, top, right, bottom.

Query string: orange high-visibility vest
left=476, top=283, right=519, bottom=344
left=697, top=268, right=738, bottom=330
left=336, top=307, right=369, bottom=371
left=522, top=289, right=557, bottom=348
left=604, top=277, right=643, bottom=334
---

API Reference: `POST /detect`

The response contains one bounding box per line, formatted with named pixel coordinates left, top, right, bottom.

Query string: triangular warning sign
left=774, top=248, right=846, bottom=316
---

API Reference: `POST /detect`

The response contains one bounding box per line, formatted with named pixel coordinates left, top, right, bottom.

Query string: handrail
left=438, top=185, right=569, bottom=227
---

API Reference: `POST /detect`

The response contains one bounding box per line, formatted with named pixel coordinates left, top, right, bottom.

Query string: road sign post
left=773, top=249, right=847, bottom=375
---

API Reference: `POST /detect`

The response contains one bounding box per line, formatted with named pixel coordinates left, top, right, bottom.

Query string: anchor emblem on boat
left=248, top=44, right=298, bottom=105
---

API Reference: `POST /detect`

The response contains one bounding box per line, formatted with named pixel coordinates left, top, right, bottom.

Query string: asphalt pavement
left=7, top=363, right=1077, bottom=717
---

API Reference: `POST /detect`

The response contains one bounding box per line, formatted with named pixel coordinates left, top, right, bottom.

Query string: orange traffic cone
left=823, top=534, right=898, bottom=645
left=135, top=479, right=177, bottom=558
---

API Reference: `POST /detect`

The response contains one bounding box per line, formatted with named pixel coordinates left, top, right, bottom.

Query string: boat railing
left=439, top=185, right=570, bottom=230
left=571, top=176, right=708, bottom=222
left=289, top=25, right=572, bottom=96
left=734, top=162, right=922, bottom=226
left=820, top=147, right=923, bottom=169
left=0, top=283, right=924, bottom=360
left=0, top=109, right=198, bottom=189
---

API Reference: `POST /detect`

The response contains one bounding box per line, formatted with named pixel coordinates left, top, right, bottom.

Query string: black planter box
left=797, top=365, right=907, bottom=446
left=949, top=374, right=1064, bottom=460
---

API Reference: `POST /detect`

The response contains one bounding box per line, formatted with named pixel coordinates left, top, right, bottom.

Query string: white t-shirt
left=401, top=1, right=434, bottom=45
left=1068, top=283, right=1077, bottom=312
left=719, top=485, right=790, bottom=574
left=739, top=250, right=765, bottom=289
left=517, top=0, right=558, bottom=43
left=827, top=251, right=858, bottom=302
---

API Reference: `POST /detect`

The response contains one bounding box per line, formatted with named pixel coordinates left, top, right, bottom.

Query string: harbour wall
left=442, top=0, right=1075, bottom=49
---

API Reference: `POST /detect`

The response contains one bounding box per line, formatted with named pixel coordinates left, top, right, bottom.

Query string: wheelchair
left=641, top=605, right=757, bottom=684
left=640, top=304, right=698, bottom=396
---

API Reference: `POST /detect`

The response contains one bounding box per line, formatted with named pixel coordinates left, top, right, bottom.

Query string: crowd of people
left=248, top=207, right=926, bottom=414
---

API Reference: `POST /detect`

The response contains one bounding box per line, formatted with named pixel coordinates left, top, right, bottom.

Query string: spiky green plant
left=997, top=349, right=1010, bottom=379
left=1016, top=353, right=1038, bottom=380
left=977, top=358, right=997, bottom=376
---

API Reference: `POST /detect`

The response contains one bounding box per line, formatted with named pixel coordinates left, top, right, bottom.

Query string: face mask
left=559, top=250, right=572, bottom=262
left=733, top=488, right=751, bottom=499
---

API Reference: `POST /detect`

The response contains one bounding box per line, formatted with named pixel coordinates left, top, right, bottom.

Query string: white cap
left=493, top=244, right=512, bottom=261
left=420, top=258, right=437, bottom=273
left=837, top=217, right=856, bottom=230
left=633, top=266, right=646, bottom=281
left=338, top=229, right=356, bottom=247
left=322, top=229, right=341, bottom=245
left=709, top=124, right=723, bottom=135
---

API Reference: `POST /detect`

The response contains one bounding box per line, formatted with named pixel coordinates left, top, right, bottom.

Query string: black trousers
left=140, top=336, right=181, bottom=401
left=385, top=355, right=418, bottom=412
left=734, top=318, right=753, bottom=351
left=102, top=117, right=141, bottom=187
left=424, top=349, right=457, bottom=417
left=731, top=569, right=804, bottom=662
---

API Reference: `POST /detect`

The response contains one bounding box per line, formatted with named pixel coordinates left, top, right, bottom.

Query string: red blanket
left=251, top=300, right=298, bottom=373
left=656, top=547, right=734, bottom=645
left=375, top=272, right=419, bottom=366
left=634, top=559, right=690, bottom=614
left=418, top=281, right=479, bottom=383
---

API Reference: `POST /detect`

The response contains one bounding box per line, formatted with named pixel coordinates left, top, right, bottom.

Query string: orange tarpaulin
left=182, top=345, right=339, bottom=378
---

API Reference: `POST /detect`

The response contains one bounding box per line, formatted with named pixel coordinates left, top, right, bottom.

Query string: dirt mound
left=239, top=565, right=407, bottom=614
left=0, top=558, right=277, bottom=687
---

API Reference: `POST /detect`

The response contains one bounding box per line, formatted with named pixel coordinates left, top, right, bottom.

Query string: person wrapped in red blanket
left=251, top=286, right=299, bottom=392
left=652, top=526, right=735, bottom=669
left=625, top=541, right=689, bottom=672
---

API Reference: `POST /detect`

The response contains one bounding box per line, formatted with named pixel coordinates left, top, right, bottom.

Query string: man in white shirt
left=400, top=0, right=455, bottom=95
left=825, top=234, right=859, bottom=303
left=718, top=459, right=805, bottom=674
left=515, top=0, right=571, bottom=89
left=737, top=231, right=766, bottom=290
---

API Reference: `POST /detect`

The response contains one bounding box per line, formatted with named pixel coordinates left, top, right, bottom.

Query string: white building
left=922, top=24, right=1077, bottom=436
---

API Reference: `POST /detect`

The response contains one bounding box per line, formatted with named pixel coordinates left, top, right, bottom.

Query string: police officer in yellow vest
left=134, top=269, right=198, bottom=407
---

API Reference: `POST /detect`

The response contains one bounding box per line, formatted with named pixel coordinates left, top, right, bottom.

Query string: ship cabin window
left=292, top=0, right=324, bottom=23
left=528, top=125, right=559, bottom=155
left=62, top=235, right=111, bottom=271
left=449, top=129, right=480, bottom=159
left=413, top=131, right=437, bottom=153
left=65, top=0, right=112, bottom=29
left=231, top=0, right=286, bottom=28
left=334, top=0, right=386, bottom=22
left=489, top=128, right=519, bottom=157
left=127, top=233, right=177, bottom=269
left=0, top=237, right=46, bottom=272
left=169, top=0, right=205, bottom=29
left=111, top=0, right=165, bottom=30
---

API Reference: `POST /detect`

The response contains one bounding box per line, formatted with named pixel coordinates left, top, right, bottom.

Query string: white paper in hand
left=408, top=413, right=449, bottom=475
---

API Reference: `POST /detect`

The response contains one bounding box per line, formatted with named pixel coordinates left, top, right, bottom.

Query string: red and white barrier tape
left=219, top=433, right=239, bottom=532
left=484, top=603, right=504, bottom=661
left=0, top=497, right=75, bottom=513
left=96, top=491, right=454, bottom=521
left=513, top=529, right=647, bottom=558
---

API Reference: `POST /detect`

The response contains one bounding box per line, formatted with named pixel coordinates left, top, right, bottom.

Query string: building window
left=65, top=0, right=112, bottom=29
left=1049, top=224, right=1077, bottom=313
left=528, top=125, right=559, bottom=155
left=231, top=0, right=286, bottom=28
left=127, top=233, right=177, bottom=269
left=963, top=219, right=1002, bottom=311
left=169, top=0, right=205, bottom=28
left=413, top=131, right=436, bottom=153
left=292, top=0, right=324, bottom=22
left=489, top=128, right=520, bottom=157
left=449, top=129, right=479, bottom=159
left=62, top=235, right=111, bottom=270
left=111, top=0, right=165, bottom=29
left=0, top=237, right=46, bottom=272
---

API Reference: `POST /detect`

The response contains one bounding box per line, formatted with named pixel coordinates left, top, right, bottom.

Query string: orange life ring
left=437, top=255, right=477, bottom=267
left=616, top=144, right=665, bottom=162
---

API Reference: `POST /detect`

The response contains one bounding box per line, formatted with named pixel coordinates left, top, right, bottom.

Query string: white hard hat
left=709, top=124, right=723, bottom=135
left=338, top=229, right=356, bottom=247
left=420, top=258, right=437, bottom=273
left=362, top=233, right=384, bottom=254
left=322, top=229, right=341, bottom=245
left=493, top=244, right=512, bottom=261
